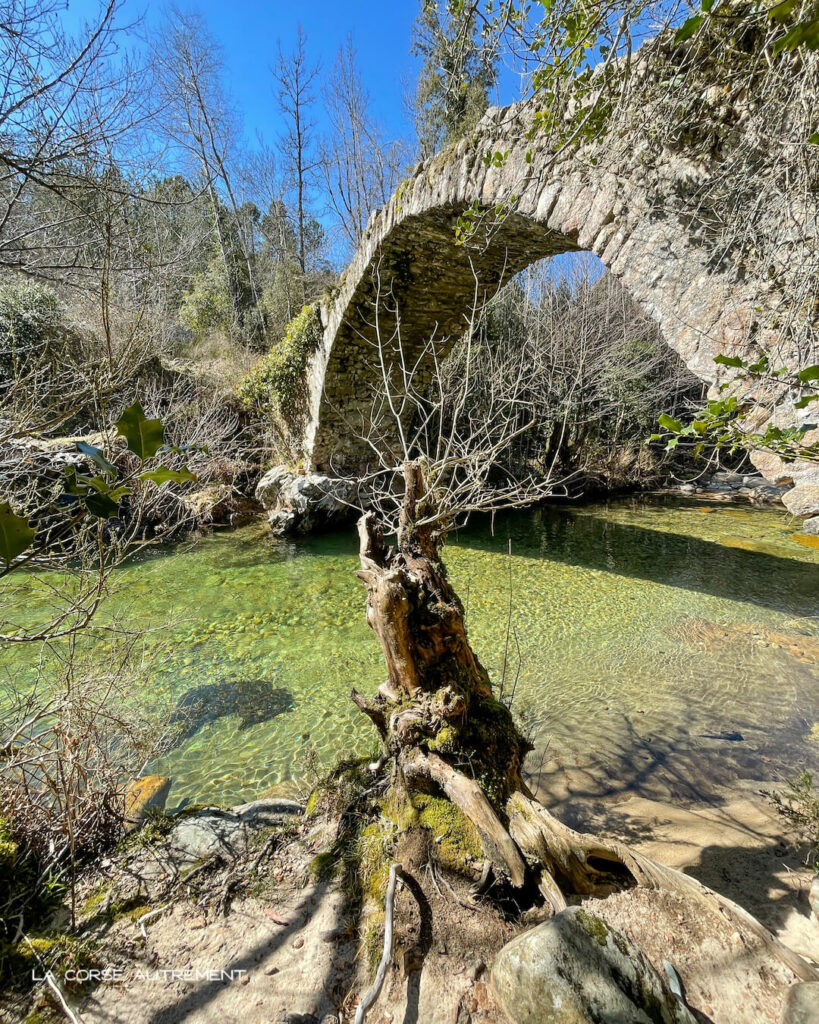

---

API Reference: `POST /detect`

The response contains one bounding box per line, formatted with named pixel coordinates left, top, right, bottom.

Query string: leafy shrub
left=236, top=303, right=322, bottom=421
left=179, top=256, right=235, bottom=339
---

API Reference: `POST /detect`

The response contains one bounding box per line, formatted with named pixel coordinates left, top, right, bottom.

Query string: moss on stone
left=384, top=791, right=483, bottom=873
left=356, top=823, right=393, bottom=901
left=419, top=795, right=484, bottom=871
left=576, top=908, right=609, bottom=947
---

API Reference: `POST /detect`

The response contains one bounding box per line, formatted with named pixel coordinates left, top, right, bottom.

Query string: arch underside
left=310, top=209, right=581, bottom=473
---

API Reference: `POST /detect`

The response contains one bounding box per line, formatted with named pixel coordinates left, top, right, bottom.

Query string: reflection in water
left=5, top=496, right=817, bottom=808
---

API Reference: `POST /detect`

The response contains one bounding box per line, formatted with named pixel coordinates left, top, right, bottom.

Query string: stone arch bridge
left=295, top=83, right=818, bottom=520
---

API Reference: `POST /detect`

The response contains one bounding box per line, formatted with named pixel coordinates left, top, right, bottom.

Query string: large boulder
left=491, top=906, right=696, bottom=1024
left=781, top=983, right=819, bottom=1024
left=255, top=466, right=363, bottom=535
left=784, top=484, right=819, bottom=518
left=752, top=445, right=819, bottom=519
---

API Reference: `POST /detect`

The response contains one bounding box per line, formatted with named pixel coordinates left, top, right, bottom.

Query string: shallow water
left=4, top=496, right=818, bottom=808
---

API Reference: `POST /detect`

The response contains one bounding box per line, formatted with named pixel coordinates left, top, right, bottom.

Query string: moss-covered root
left=383, top=790, right=484, bottom=875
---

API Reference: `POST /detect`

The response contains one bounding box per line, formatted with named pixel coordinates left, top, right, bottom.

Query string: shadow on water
left=526, top=705, right=809, bottom=810
left=453, top=499, right=819, bottom=617
left=160, top=679, right=295, bottom=754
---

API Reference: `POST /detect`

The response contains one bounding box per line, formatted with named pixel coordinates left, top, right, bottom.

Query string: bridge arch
left=302, top=94, right=818, bottom=513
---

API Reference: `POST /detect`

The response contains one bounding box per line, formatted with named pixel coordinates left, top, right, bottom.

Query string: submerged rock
left=124, top=775, right=172, bottom=828
left=163, top=679, right=294, bottom=752
left=255, top=466, right=364, bottom=535
left=491, top=906, right=696, bottom=1024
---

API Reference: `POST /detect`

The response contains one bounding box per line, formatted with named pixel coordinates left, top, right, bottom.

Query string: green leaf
left=76, top=441, right=118, bottom=478
left=675, top=15, right=704, bottom=41
left=0, top=502, right=36, bottom=565
left=796, top=365, right=819, bottom=383
left=658, top=414, right=683, bottom=432
left=666, top=437, right=679, bottom=450
left=795, top=394, right=819, bottom=409
left=701, top=0, right=716, bottom=10
left=64, top=466, right=83, bottom=495
left=809, top=132, right=819, bottom=144
left=138, top=466, right=197, bottom=486
left=83, top=493, right=120, bottom=519
left=115, top=402, right=165, bottom=462
left=86, top=474, right=115, bottom=494
left=769, top=0, right=798, bottom=23
left=773, top=16, right=819, bottom=53
left=714, top=354, right=745, bottom=368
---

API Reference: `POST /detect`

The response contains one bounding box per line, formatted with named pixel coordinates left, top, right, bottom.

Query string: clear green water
left=4, top=496, right=818, bottom=809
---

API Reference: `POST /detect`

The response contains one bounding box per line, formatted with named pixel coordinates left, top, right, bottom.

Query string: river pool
left=5, top=495, right=819, bottom=809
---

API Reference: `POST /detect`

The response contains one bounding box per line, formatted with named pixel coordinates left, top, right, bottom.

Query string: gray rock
left=255, top=467, right=362, bottom=535
left=166, top=809, right=244, bottom=864
left=145, top=799, right=304, bottom=870
left=803, top=516, right=819, bottom=536
left=784, top=484, right=819, bottom=518
left=781, top=982, right=819, bottom=1024
left=492, top=906, right=696, bottom=1024
left=711, top=470, right=746, bottom=488
left=751, top=484, right=788, bottom=504
left=235, top=797, right=305, bottom=825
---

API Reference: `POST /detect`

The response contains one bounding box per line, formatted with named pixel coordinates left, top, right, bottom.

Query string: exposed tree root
left=350, top=473, right=818, bottom=988
left=354, top=863, right=402, bottom=1024
left=403, top=749, right=527, bottom=888
left=504, top=789, right=817, bottom=983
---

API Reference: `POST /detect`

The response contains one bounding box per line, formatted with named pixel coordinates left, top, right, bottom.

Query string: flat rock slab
left=583, top=886, right=809, bottom=1024
left=492, top=906, right=695, bottom=1024
left=130, top=800, right=304, bottom=878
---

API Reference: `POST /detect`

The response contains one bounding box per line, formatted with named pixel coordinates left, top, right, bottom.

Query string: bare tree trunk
left=351, top=460, right=817, bottom=982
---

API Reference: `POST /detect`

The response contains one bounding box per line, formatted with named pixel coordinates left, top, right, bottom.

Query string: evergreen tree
left=411, top=0, right=498, bottom=159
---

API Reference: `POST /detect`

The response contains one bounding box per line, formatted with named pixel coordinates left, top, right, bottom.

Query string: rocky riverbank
left=254, top=464, right=819, bottom=539
left=6, top=770, right=819, bottom=1024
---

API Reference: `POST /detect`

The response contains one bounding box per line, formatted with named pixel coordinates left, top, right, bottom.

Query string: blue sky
left=62, top=0, right=521, bottom=154
left=60, top=0, right=593, bottom=277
